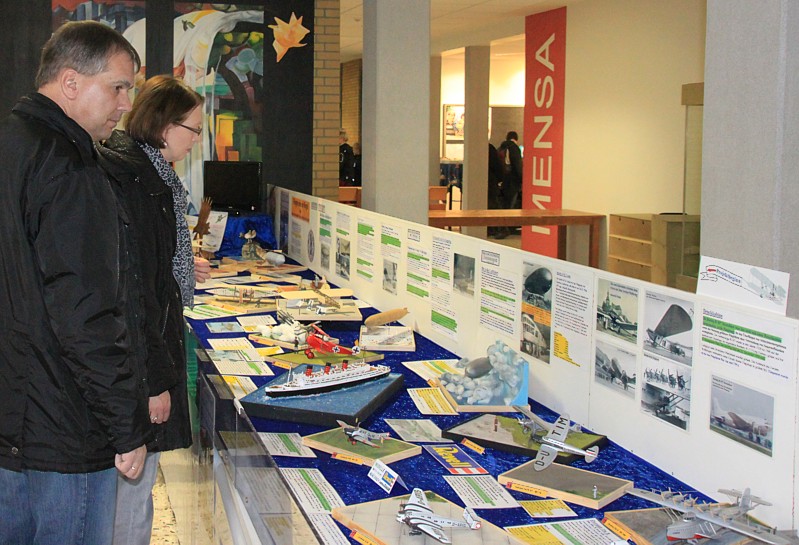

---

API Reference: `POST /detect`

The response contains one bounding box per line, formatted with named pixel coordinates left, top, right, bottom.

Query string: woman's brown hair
left=125, top=75, right=204, bottom=148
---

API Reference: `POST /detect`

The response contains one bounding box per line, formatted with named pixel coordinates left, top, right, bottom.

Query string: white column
left=361, top=0, right=431, bottom=224
left=462, top=45, right=490, bottom=237
left=430, top=54, right=442, bottom=190
left=703, top=0, right=799, bottom=318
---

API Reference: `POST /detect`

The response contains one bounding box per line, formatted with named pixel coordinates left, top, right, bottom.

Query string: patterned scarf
left=138, top=142, right=195, bottom=308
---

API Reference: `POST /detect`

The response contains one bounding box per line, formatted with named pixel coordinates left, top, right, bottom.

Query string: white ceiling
left=339, top=0, right=575, bottom=63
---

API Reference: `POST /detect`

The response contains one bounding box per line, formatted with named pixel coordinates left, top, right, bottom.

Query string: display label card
left=423, top=444, right=488, bottom=475
left=443, top=475, right=519, bottom=509
left=367, top=459, right=405, bottom=494
left=407, top=388, right=458, bottom=415
left=519, top=499, right=577, bottom=519
left=258, top=433, right=316, bottom=458
left=697, top=255, right=790, bottom=315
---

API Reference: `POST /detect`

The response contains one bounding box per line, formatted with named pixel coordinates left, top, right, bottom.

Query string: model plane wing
left=693, top=511, right=791, bottom=545
left=416, top=522, right=449, bottom=543
left=533, top=443, right=558, bottom=470
left=408, top=488, right=431, bottom=511
left=548, top=415, right=571, bottom=442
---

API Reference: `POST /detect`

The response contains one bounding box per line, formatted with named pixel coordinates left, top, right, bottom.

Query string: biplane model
left=337, top=420, right=390, bottom=447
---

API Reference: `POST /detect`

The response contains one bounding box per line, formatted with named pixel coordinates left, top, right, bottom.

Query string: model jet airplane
left=646, top=304, right=692, bottom=357
left=627, top=487, right=791, bottom=545
left=533, top=414, right=599, bottom=470
left=396, top=488, right=481, bottom=544
left=336, top=420, right=390, bottom=447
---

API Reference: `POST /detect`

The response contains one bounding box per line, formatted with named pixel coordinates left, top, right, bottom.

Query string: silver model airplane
left=396, top=488, right=481, bottom=544
left=522, top=412, right=598, bottom=471
left=336, top=420, right=390, bottom=447
left=628, top=487, right=791, bottom=545
left=513, top=405, right=582, bottom=435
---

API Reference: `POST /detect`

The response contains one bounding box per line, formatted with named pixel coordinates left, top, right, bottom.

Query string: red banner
left=522, top=7, right=566, bottom=256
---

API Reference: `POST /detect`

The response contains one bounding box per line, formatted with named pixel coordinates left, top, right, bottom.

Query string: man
left=339, top=129, right=356, bottom=185
left=0, top=21, right=150, bottom=545
left=498, top=131, right=524, bottom=237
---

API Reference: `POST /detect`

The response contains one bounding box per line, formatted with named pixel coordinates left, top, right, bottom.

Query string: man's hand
left=115, top=445, right=147, bottom=480
left=149, top=390, right=171, bottom=424
left=194, top=256, right=211, bottom=283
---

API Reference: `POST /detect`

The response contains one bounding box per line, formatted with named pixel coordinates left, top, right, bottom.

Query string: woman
left=97, top=75, right=211, bottom=545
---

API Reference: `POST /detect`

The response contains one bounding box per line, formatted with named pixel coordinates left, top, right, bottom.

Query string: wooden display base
left=603, top=508, right=761, bottom=545
left=332, top=490, right=523, bottom=545
left=442, top=414, right=607, bottom=462
left=302, top=427, right=421, bottom=466
left=240, top=372, right=404, bottom=427
left=498, top=460, right=632, bottom=510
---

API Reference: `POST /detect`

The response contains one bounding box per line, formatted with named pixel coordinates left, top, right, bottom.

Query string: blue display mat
left=240, top=372, right=404, bottom=427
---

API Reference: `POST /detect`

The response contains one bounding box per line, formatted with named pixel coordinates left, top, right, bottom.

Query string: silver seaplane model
left=628, top=487, right=793, bottom=545
left=513, top=406, right=597, bottom=471
left=397, top=488, right=481, bottom=544
left=336, top=420, right=390, bottom=447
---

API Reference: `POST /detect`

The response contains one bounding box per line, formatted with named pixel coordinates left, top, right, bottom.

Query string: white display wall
left=275, top=188, right=798, bottom=531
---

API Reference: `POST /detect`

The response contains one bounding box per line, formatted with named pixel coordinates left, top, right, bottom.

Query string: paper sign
left=697, top=255, right=789, bottom=315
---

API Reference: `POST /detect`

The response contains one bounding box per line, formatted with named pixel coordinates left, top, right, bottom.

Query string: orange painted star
left=268, top=12, right=310, bottom=62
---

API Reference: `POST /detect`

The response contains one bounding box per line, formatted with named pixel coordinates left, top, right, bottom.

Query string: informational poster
left=520, top=262, right=553, bottom=363
left=355, top=219, right=376, bottom=282
left=551, top=268, right=592, bottom=368
left=406, top=229, right=431, bottom=300
left=595, top=279, right=639, bottom=345
left=478, top=250, right=519, bottom=337
left=709, top=375, right=774, bottom=457
left=697, top=255, right=789, bottom=316
left=700, top=304, right=795, bottom=382
left=431, top=236, right=457, bottom=340
left=319, top=212, right=333, bottom=273
left=335, top=211, right=351, bottom=280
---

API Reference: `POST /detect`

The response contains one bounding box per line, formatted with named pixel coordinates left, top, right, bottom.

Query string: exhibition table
left=428, top=209, right=604, bottom=268
left=187, top=268, right=702, bottom=545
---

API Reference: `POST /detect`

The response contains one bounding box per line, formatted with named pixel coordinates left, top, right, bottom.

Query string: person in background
left=0, top=21, right=150, bottom=545
left=96, top=75, right=211, bottom=545
left=339, top=129, right=356, bottom=185
left=487, top=141, right=506, bottom=238
left=498, top=130, right=524, bottom=235
left=352, top=141, right=362, bottom=186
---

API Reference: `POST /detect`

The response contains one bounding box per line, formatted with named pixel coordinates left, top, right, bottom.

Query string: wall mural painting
left=52, top=1, right=146, bottom=83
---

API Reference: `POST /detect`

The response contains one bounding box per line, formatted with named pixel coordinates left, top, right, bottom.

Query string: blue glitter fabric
left=216, top=214, right=277, bottom=257
left=190, top=270, right=712, bottom=539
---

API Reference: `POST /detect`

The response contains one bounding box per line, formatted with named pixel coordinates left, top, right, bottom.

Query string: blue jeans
left=0, top=466, right=117, bottom=545
left=113, top=451, right=160, bottom=545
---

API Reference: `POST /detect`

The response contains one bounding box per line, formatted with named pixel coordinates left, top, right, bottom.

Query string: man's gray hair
left=35, top=20, right=140, bottom=88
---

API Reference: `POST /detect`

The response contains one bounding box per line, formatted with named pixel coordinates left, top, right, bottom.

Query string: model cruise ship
left=264, top=360, right=390, bottom=397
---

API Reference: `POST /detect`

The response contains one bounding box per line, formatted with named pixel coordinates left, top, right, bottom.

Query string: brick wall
left=313, top=0, right=341, bottom=200
left=341, top=59, right=362, bottom=149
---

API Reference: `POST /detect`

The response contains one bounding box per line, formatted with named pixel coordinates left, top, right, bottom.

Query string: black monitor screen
left=203, top=160, right=262, bottom=213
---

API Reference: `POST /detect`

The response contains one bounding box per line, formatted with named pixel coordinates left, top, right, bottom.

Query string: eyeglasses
left=176, top=123, right=202, bottom=136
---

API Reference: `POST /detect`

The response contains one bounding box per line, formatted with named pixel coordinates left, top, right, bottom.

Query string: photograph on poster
left=454, top=253, right=476, bottom=296
left=643, top=291, right=694, bottom=366
left=320, top=242, right=330, bottom=271
left=596, top=279, right=639, bottom=345
left=307, top=230, right=315, bottom=262
left=640, top=353, right=691, bottom=430
left=709, top=375, right=774, bottom=456
left=520, top=263, right=552, bottom=363
left=594, top=339, right=636, bottom=399
left=382, top=259, right=398, bottom=294
left=335, top=237, right=350, bottom=280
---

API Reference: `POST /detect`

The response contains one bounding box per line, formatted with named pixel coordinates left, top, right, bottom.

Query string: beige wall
left=438, top=1, right=706, bottom=216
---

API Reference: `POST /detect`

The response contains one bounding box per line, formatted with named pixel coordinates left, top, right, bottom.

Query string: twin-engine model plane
left=336, top=420, right=390, bottom=447
left=512, top=407, right=597, bottom=471
left=396, top=488, right=481, bottom=544
left=628, top=487, right=791, bottom=545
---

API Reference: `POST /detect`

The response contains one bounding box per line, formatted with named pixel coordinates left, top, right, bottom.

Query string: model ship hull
left=265, top=363, right=391, bottom=397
